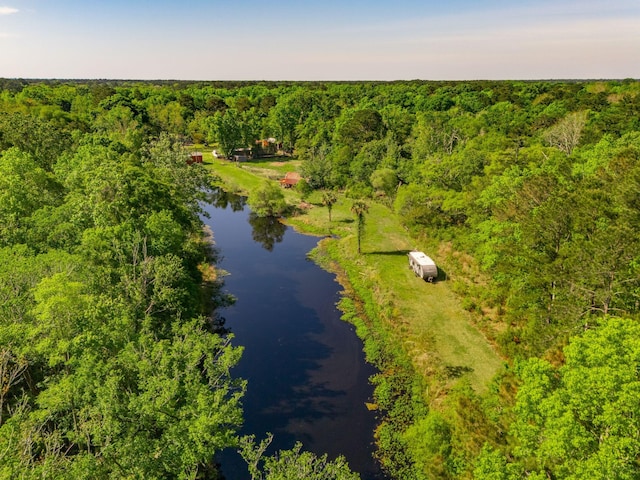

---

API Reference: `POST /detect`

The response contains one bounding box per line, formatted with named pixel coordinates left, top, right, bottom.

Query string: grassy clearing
left=323, top=201, right=502, bottom=394
left=205, top=155, right=503, bottom=395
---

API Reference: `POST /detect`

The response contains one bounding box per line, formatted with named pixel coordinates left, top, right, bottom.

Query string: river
left=201, top=191, right=385, bottom=480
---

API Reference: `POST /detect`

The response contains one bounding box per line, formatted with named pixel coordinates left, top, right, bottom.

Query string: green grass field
left=203, top=151, right=503, bottom=394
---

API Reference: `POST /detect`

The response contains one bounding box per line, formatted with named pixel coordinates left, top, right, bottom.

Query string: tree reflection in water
left=248, top=213, right=286, bottom=251
left=207, top=188, right=246, bottom=212
left=207, top=188, right=285, bottom=251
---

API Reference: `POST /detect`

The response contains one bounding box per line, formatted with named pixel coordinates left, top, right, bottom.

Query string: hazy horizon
left=1, top=0, right=639, bottom=81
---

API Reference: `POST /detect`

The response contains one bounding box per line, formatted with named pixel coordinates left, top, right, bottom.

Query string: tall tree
left=350, top=199, right=369, bottom=254
left=543, top=111, right=588, bottom=156
left=239, top=434, right=361, bottom=480
left=321, top=190, right=337, bottom=223
left=209, top=109, right=243, bottom=159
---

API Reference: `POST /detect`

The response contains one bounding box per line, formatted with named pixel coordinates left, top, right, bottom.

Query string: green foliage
left=301, top=145, right=333, bottom=189
left=370, top=167, right=398, bottom=200
left=4, top=78, right=640, bottom=480
left=496, top=317, right=640, bottom=479
left=350, top=199, right=369, bottom=254
left=473, top=445, right=523, bottom=480
left=335, top=108, right=385, bottom=151
left=247, top=181, right=288, bottom=217
left=0, top=148, right=62, bottom=245
left=403, top=412, right=452, bottom=478
left=0, top=111, right=243, bottom=477
left=321, top=190, right=337, bottom=223
left=208, top=109, right=243, bottom=158
left=0, top=112, right=72, bottom=170
left=239, top=434, right=361, bottom=480
left=295, top=177, right=312, bottom=199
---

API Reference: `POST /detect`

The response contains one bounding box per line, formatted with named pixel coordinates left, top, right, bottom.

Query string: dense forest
left=1, top=77, right=639, bottom=479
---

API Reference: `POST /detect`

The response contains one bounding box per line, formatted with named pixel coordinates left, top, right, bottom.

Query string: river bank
left=200, top=193, right=384, bottom=479
left=203, top=153, right=505, bottom=477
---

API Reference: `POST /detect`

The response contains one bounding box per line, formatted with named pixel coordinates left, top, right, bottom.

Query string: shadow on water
left=220, top=292, right=381, bottom=476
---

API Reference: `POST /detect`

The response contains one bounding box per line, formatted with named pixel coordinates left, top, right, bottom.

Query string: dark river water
left=201, top=191, right=385, bottom=480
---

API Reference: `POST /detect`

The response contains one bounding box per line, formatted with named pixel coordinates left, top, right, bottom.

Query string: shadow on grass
left=419, top=267, right=448, bottom=283
left=366, top=250, right=411, bottom=256
left=437, top=267, right=448, bottom=282
left=444, top=365, right=474, bottom=379
left=244, top=154, right=296, bottom=165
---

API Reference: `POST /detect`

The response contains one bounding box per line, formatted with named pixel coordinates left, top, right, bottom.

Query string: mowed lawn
left=205, top=157, right=503, bottom=393
left=335, top=201, right=503, bottom=393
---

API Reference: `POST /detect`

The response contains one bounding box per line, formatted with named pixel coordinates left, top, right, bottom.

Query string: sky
left=0, top=0, right=638, bottom=81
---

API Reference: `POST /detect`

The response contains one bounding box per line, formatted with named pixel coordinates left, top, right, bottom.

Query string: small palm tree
left=321, top=190, right=337, bottom=223
left=350, top=199, right=369, bottom=254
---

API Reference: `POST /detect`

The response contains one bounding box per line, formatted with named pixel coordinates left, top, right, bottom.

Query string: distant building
left=189, top=152, right=203, bottom=164
left=280, top=172, right=301, bottom=188
left=254, top=138, right=278, bottom=157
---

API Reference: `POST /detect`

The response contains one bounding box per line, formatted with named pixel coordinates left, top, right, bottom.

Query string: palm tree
left=350, top=199, right=369, bottom=254
left=321, top=190, right=337, bottom=223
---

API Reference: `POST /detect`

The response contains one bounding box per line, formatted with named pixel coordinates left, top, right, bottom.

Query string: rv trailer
left=408, top=251, right=438, bottom=282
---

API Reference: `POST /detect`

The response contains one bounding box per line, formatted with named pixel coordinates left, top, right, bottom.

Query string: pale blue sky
left=1, top=0, right=638, bottom=80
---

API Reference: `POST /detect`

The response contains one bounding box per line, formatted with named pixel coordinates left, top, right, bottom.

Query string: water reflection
left=202, top=196, right=385, bottom=480
left=208, top=188, right=286, bottom=252
left=248, top=213, right=287, bottom=251
left=207, top=188, right=247, bottom=211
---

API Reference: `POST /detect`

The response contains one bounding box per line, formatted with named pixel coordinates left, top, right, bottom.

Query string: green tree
left=0, top=111, right=245, bottom=479
left=0, top=148, right=62, bottom=245
left=350, top=199, right=369, bottom=254
left=503, top=317, right=640, bottom=479
left=247, top=182, right=287, bottom=217
left=209, top=109, right=243, bottom=159
left=335, top=108, right=385, bottom=151
left=267, top=89, right=314, bottom=153
left=94, top=104, right=144, bottom=150
left=349, top=139, right=386, bottom=185
left=239, top=434, right=361, bottom=480
left=147, top=101, right=187, bottom=136
left=370, top=167, right=397, bottom=201
left=301, top=145, right=333, bottom=189
left=321, top=190, right=337, bottom=223
left=0, top=113, right=72, bottom=171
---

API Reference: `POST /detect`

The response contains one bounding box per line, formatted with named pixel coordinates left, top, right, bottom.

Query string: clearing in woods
left=204, top=151, right=503, bottom=393
left=327, top=201, right=503, bottom=393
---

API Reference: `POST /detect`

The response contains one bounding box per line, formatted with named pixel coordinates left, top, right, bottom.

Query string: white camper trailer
left=408, top=251, right=438, bottom=282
